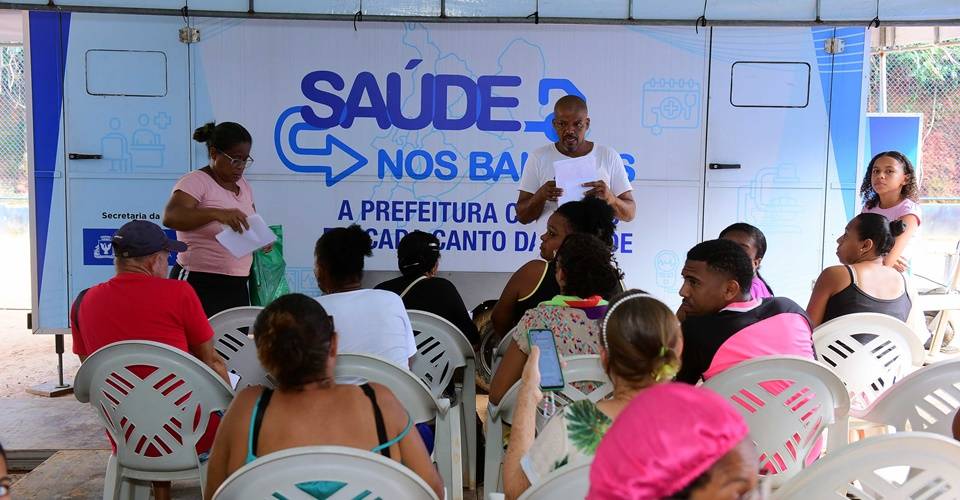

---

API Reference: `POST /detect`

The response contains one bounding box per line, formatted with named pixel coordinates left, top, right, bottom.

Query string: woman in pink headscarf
left=588, top=383, right=764, bottom=500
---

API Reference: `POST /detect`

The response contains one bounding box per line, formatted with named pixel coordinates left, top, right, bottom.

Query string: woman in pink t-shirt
left=163, top=122, right=269, bottom=317
left=859, top=151, right=921, bottom=273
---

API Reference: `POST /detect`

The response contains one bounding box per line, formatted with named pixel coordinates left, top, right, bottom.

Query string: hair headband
left=601, top=292, right=661, bottom=351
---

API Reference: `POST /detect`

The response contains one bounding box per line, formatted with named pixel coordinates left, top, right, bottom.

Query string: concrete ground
left=0, top=307, right=484, bottom=499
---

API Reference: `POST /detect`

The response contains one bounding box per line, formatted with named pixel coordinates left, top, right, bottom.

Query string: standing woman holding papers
left=163, top=121, right=271, bottom=317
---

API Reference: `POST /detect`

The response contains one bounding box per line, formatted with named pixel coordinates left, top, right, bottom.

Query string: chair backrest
left=491, top=355, right=611, bottom=427
left=74, top=340, right=234, bottom=472
left=518, top=462, right=591, bottom=500
left=856, top=358, right=960, bottom=436
left=490, top=328, right=518, bottom=376
left=772, top=432, right=960, bottom=500
left=408, top=310, right=473, bottom=399
left=208, top=306, right=273, bottom=389
left=702, top=355, right=850, bottom=482
left=814, top=312, right=924, bottom=411
left=212, top=445, right=439, bottom=500
left=334, top=353, right=449, bottom=423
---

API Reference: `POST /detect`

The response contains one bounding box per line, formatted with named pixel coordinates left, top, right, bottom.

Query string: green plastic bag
left=249, top=225, right=291, bottom=306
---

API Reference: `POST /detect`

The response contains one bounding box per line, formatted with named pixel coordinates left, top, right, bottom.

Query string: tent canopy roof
left=1, top=0, right=960, bottom=25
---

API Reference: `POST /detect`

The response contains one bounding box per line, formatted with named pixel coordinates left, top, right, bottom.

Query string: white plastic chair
left=519, top=461, right=591, bottom=500
left=212, top=446, right=439, bottom=500
left=772, top=432, right=960, bottom=500
left=702, top=355, right=851, bottom=486
left=74, top=340, right=234, bottom=500
left=408, top=310, right=479, bottom=490
left=334, top=353, right=462, bottom=500
left=853, top=358, right=960, bottom=436
left=814, top=313, right=924, bottom=411
left=487, top=461, right=591, bottom=500
left=490, top=330, right=515, bottom=375
left=208, top=306, right=272, bottom=389
left=483, top=355, right=611, bottom=498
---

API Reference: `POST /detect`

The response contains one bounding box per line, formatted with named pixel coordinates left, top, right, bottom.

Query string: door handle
left=708, top=163, right=741, bottom=170
left=69, top=153, right=103, bottom=160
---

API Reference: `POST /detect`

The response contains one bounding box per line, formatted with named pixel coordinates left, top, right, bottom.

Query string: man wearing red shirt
left=71, top=219, right=228, bottom=500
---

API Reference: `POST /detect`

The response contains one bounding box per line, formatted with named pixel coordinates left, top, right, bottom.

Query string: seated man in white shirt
left=516, top=95, right=636, bottom=224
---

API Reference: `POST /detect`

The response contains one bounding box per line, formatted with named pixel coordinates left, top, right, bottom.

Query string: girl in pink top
left=720, top=223, right=774, bottom=300
left=163, top=122, right=270, bottom=317
left=860, top=151, right=922, bottom=273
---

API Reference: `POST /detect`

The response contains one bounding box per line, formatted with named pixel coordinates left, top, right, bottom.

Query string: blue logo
left=274, top=106, right=368, bottom=187
left=83, top=228, right=180, bottom=266
left=641, top=78, right=701, bottom=135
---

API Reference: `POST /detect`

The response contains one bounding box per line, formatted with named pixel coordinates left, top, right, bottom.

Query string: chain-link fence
left=0, top=45, right=26, bottom=201
left=868, top=45, right=960, bottom=201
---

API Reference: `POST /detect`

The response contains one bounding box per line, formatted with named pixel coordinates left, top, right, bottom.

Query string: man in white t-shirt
left=516, top=95, right=636, bottom=224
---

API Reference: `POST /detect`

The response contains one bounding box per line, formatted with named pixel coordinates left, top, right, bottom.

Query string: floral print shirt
left=521, top=400, right=612, bottom=483
left=509, top=296, right=607, bottom=357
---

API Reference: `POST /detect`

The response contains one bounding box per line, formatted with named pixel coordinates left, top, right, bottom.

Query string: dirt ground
left=1, top=228, right=80, bottom=398
left=0, top=309, right=81, bottom=398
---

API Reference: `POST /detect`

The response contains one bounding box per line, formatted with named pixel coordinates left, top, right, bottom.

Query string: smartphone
left=527, top=329, right=565, bottom=391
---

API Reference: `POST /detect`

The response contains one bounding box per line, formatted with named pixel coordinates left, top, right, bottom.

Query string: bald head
left=555, top=95, right=588, bottom=114
left=552, top=95, right=591, bottom=155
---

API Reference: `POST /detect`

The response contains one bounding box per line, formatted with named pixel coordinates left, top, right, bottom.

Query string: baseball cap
left=112, top=220, right=187, bottom=258
left=397, top=230, right=440, bottom=274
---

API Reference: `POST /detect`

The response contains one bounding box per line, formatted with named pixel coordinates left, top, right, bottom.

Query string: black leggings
left=171, top=264, right=250, bottom=318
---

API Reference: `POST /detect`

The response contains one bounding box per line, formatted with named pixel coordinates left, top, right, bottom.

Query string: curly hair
left=601, top=290, right=682, bottom=387
left=860, top=151, right=919, bottom=209
left=555, top=233, right=623, bottom=300
left=686, top=239, right=754, bottom=295
left=314, top=224, right=373, bottom=284
left=253, top=293, right=336, bottom=390
left=554, top=196, right=617, bottom=248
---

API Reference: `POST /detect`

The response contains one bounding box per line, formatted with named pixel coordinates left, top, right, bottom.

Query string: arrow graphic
left=522, top=78, right=587, bottom=142
left=274, top=106, right=368, bottom=187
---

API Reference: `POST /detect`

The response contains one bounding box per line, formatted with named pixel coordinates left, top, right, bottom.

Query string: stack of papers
left=554, top=155, right=599, bottom=206
left=215, top=213, right=277, bottom=258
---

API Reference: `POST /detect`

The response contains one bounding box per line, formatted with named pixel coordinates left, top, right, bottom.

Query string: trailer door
left=61, top=13, right=191, bottom=312
left=703, top=27, right=832, bottom=305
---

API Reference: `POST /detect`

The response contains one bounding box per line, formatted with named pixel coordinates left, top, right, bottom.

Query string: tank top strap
left=518, top=260, right=551, bottom=303
left=359, top=383, right=392, bottom=458
left=246, top=388, right=274, bottom=464
left=846, top=265, right=858, bottom=287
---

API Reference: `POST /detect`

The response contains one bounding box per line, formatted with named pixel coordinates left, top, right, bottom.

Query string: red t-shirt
left=71, top=273, right=214, bottom=357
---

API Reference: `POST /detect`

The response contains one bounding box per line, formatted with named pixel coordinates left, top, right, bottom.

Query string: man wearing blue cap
left=70, top=219, right=227, bottom=382
left=70, top=220, right=228, bottom=500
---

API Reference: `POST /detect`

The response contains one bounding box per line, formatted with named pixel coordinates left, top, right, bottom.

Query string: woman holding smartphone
left=489, top=234, right=621, bottom=405
left=501, top=291, right=683, bottom=500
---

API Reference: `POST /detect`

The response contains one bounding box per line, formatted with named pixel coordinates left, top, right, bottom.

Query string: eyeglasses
left=217, top=149, right=254, bottom=170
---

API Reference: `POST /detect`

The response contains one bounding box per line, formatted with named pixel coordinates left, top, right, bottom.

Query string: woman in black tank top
left=807, top=213, right=911, bottom=327
left=203, top=294, right=443, bottom=499
left=491, top=197, right=618, bottom=338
